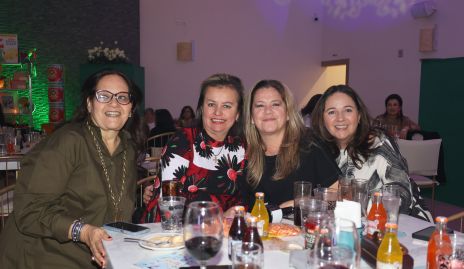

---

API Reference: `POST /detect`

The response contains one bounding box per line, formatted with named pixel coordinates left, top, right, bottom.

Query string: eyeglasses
left=95, top=90, right=132, bottom=105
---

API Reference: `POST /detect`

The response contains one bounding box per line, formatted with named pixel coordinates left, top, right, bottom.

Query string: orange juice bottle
left=366, top=192, right=387, bottom=239
left=251, top=192, right=269, bottom=239
left=427, top=216, right=452, bottom=269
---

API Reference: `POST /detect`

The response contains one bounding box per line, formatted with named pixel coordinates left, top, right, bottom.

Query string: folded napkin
left=334, top=200, right=362, bottom=228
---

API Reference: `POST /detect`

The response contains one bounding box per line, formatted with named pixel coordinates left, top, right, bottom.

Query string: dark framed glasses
left=95, top=90, right=132, bottom=105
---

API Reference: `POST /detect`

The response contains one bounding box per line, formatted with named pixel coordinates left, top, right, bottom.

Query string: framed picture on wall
left=0, top=92, right=18, bottom=114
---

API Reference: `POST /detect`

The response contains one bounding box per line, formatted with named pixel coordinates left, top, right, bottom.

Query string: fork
left=123, top=237, right=172, bottom=246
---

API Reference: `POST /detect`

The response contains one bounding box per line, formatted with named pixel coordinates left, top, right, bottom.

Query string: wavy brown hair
left=245, top=80, right=305, bottom=188
left=311, top=85, right=379, bottom=167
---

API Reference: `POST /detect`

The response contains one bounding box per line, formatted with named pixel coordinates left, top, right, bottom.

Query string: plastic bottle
left=243, top=216, right=263, bottom=250
left=251, top=192, right=269, bottom=238
left=367, top=191, right=387, bottom=239
left=228, top=205, right=247, bottom=260
left=376, top=222, right=403, bottom=269
left=427, top=216, right=452, bottom=269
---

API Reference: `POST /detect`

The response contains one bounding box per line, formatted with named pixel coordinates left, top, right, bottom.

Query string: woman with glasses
left=0, top=69, right=145, bottom=268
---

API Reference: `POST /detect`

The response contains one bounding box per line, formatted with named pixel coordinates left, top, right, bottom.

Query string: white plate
left=138, top=232, right=185, bottom=251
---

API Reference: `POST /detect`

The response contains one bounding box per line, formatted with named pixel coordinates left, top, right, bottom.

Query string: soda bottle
left=427, top=216, right=452, bottom=269
left=228, top=206, right=247, bottom=260
left=243, top=216, right=263, bottom=250
left=367, top=191, right=387, bottom=239
left=377, top=222, right=403, bottom=269
left=251, top=192, right=269, bottom=238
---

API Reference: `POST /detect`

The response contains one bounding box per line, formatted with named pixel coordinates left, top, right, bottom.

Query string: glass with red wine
left=183, top=201, right=223, bottom=269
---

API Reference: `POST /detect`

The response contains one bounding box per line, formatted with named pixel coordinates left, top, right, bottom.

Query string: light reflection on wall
left=322, top=0, right=416, bottom=30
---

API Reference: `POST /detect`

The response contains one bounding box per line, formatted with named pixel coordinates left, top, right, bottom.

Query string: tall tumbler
left=294, top=181, right=312, bottom=226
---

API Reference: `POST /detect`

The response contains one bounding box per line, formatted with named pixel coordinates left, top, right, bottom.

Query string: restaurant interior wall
left=320, top=0, right=464, bottom=122
left=140, top=0, right=325, bottom=117
left=0, top=0, right=140, bottom=128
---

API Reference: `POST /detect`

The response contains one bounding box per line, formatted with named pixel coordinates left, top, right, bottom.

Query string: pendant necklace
left=87, top=121, right=127, bottom=222
left=201, top=132, right=224, bottom=162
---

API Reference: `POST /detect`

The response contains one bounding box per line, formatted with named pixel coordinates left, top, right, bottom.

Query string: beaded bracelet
left=71, top=218, right=85, bottom=242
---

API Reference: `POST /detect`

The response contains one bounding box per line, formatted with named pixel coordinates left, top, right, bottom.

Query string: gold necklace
left=87, top=122, right=127, bottom=221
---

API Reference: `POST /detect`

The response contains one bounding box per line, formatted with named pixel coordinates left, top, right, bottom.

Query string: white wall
left=140, top=0, right=324, bottom=117
left=321, top=0, right=464, bottom=121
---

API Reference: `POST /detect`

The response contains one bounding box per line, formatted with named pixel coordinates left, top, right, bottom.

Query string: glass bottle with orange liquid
left=251, top=192, right=269, bottom=238
left=427, top=216, right=452, bottom=269
left=377, top=222, right=403, bottom=269
left=366, top=191, right=387, bottom=239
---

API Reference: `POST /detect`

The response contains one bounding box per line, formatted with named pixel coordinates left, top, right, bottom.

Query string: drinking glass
left=338, top=177, right=352, bottom=201
left=158, top=196, right=186, bottom=232
left=309, top=218, right=360, bottom=269
left=351, top=179, right=368, bottom=218
left=299, top=198, right=328, bottom=229
left=382, top=185, right=400, bottom=198
left=313, top=187, right=339, bottom=211
left=294, top=181, right=312, bottom=226
left=184, top=201, right=223, bottom=269
left=450, top=233, right=464, bottom=269
left=382, top=195, right=401, bottom=225
left=232, top=242, right=263, bottom=269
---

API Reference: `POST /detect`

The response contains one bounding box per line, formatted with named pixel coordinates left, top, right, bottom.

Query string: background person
left=147, top=108, right=177, bottom=147
left=143, top=107, right=156, bottom=136
left=374, top=93, right=420, bottom=139
left=0, top=69, right=144, bottom=268
left=243, top=80, right=340, bottom=210
left=177, top=105, right=196, bottom=128
left=301, top=93, right=322, bottom=128
left=311, top=85, right=432, bottom=222
left=143, top=73, right=246, bottom=216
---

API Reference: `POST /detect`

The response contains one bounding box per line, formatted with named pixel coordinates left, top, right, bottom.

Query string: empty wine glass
left=309, top=218, right=360, bottom=269
left=184, top=201, right=223, bottom=269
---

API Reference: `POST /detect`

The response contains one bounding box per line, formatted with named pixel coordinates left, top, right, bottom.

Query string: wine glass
left=184, top=201, right=223, bottom=269
left=309, top=218, right=360, bottom=269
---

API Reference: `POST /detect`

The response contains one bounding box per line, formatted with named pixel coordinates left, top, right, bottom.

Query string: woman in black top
left=243, top=80, right=340, bottom=209
left=148, top=108, right=176, bottom=147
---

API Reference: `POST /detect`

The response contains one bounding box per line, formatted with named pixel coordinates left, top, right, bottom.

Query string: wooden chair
left=397, top=139, right=442, bottom=214
left=0, top=184, right=15, bottom=231
left=448, top=211, right=464, bottom=233
left=146, top=132, right=175, bottom=158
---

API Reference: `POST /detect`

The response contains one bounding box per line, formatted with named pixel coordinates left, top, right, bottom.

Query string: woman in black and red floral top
left=143, top=73, right=246, bottom=212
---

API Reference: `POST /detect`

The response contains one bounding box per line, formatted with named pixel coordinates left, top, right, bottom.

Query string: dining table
left=102, top=214, right=435, bottom=269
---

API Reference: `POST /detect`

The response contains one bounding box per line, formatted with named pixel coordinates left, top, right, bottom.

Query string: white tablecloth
left=103, top=214, right=433, bottom=269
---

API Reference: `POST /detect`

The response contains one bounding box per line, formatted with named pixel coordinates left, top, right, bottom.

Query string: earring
left=128, top=112, right=132, bottom=118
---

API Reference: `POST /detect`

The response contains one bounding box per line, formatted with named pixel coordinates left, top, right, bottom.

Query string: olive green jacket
left=0, top=122, right=137, bottom=269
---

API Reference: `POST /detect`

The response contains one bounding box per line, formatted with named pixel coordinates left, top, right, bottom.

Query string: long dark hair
left=196, top=73, right=244, bottom=137
left=155, top=109, right=176, bottom=129
left=72, top=69, right=145, bottom=151
left=311, top=85, right=379, bottom=167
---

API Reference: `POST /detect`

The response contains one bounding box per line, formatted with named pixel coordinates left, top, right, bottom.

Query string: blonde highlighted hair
left=244, top=80, right=305, bottom=188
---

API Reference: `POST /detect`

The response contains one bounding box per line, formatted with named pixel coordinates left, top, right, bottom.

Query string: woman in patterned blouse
left=311, top=85, right=432, bottom=221
left=143, top=74, right=246, bottom=212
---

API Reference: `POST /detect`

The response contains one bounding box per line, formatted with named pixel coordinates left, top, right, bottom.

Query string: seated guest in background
left=374, top=93, right=420, bottom=139
left=143, top=73, right=246, bottom=213
left=143, top=107, right=156, bottom=136
left=243, top=80, right=340, bottom=210
left=301, top=93, right=322, bottom=128
left=0, top=69, right=145, bottom=268
left=177, top=105, right=196, bottom=128
left=311, top=85, right=432, bottom=222
left=148, top=108, right=177, bottom=147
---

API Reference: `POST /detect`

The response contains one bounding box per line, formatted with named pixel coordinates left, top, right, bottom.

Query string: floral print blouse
left=161, top=127, right=246, bottom=211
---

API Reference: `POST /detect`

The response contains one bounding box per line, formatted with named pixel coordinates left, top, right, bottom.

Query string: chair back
left=397, top=138, right=442, bottom=176
left=0, top=184, right=15, bottom=231
left=146, top=132, right=175, bottom=158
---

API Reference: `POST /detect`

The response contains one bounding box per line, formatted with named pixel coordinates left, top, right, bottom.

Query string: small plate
left=138, top=232, right=184, bottom=251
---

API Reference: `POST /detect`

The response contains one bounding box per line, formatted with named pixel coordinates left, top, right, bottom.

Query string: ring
left=91, top=256, right=95, bottom=261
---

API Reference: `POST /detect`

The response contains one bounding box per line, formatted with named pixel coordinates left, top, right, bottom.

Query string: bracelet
left=71, top=218, right=85, bottom=242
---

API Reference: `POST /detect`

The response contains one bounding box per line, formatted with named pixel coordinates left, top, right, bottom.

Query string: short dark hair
left=383, top=93, right=404, bottom=119
left=301, top=94, right=322, bottom=116
left=196, top=73, right=244, bottom=137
